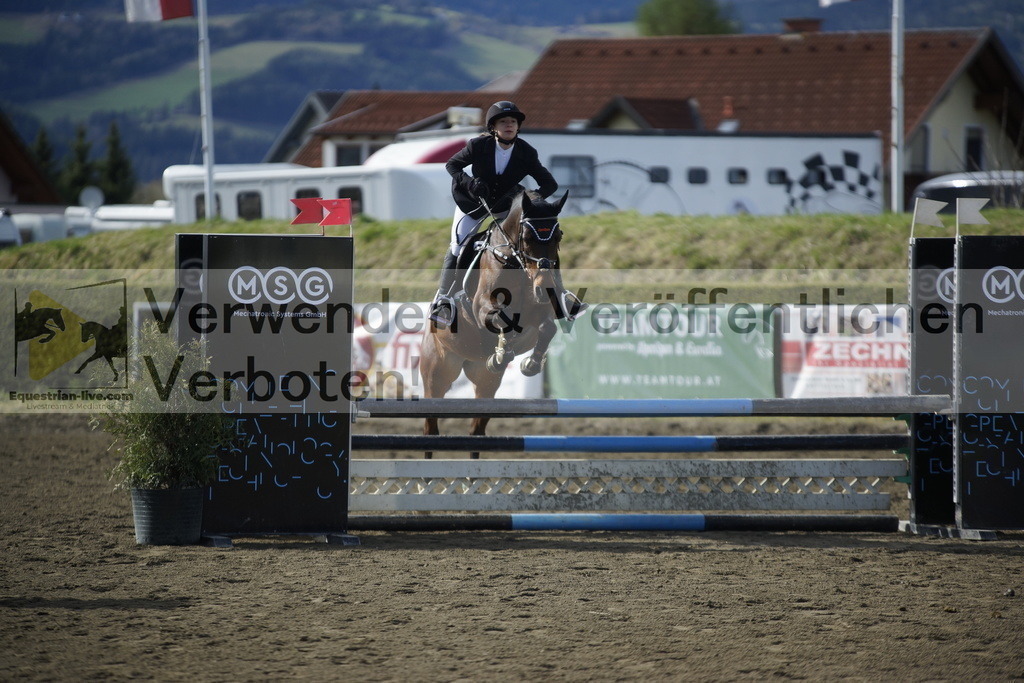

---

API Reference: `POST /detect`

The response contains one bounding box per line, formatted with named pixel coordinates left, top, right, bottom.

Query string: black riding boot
left=429, top=250, right=460, bottom=327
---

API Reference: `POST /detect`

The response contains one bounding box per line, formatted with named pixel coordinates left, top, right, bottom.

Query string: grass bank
left=2, top=210, right=1020, bottom=302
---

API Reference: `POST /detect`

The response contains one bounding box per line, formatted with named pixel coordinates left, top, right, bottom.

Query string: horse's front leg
left=485, top=329, right=513, bottom=373
left=74, top=352, right=100, bottom=375
left=521, top=318, right=557, bottom=377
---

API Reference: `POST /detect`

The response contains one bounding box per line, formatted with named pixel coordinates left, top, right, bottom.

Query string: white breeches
left=449, top=207, right=507, bottom=256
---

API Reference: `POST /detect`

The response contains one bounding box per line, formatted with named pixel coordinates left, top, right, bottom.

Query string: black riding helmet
left=486, top=101, right=526, bottom=130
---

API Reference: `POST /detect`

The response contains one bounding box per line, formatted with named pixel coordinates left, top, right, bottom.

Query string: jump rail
left=348, top=396, right=934, bottom=519
left=346, top=513, right=902, bottom=533
left=352, top=433, right=908, bottom=453
left=355, top=396, right=952, bottom=418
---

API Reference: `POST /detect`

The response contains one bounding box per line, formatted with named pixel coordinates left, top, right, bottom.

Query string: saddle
left=453, top=231, right=491, bottom=298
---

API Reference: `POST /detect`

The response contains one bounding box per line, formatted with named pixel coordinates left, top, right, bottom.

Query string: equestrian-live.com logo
left=13, top=278, right=128, bottom=387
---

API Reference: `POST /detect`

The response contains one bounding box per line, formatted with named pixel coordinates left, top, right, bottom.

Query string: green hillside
left=30, top=41, right=364, bottom=124
left=3, top=211, right=1020, bottom=303
left=5, top=0, right=1020, bottom=184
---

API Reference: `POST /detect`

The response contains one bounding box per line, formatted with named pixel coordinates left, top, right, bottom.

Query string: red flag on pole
left=318, top=199, right=353, bottom=226
left=290, top=197, right=324, bottom=225
left=125, top=0, right=194, bottom=22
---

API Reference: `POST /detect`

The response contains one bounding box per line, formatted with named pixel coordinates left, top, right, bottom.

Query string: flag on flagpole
left=125, top=0, right=193, bottom=22
left=912, top=197, right=947, bottom=228
left=956, top=198, right=990, bottom=226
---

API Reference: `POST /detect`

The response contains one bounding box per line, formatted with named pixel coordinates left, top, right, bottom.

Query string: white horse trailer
left=371, top=129, right=885, bottom=217
left=162, top=129, right=884, bottom=224
left=162, top=162, right=453, bottom=224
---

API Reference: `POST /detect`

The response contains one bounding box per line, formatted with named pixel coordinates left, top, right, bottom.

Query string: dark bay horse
left=75, top=309, right=127, bottom=383
left=419, top=191, right=569, bottom=456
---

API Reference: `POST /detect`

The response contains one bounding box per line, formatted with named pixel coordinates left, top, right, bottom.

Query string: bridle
left=479, top=197, right=560, bottom=275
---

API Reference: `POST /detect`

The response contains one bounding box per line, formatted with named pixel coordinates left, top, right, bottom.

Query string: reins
left=478, top=196, right=559, bottom=273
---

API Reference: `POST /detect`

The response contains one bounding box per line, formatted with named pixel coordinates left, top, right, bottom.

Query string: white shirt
left=494, top=142, right=514, bottom=175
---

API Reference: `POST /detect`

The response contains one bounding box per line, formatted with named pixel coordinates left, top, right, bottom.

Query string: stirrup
left=560, top=291, right=588, bottom=322
left=429, top=295, right=456, bottom=327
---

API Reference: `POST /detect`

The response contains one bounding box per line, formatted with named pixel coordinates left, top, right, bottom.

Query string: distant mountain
left=2, top=0, right=1020, bottom=186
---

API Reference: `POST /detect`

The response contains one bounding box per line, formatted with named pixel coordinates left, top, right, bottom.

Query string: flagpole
left=891, top=0, right=904, bottom=213
left=197, top=0, right=217, bottom=219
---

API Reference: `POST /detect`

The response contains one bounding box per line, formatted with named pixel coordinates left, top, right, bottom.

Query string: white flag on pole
left=912, top=197, right=947, bottom=228
left=956, top=198, right=990, bottom=225
left=125, top=0, right=194, bottom=22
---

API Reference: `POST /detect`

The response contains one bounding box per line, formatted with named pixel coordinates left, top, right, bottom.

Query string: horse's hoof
left=521, top=356, right=544, bottom=377
left=486, top=350, right=511, bottom=372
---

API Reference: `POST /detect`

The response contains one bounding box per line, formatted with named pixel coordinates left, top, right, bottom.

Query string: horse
left=419, top=190, right=569, bottom=457
left=75, top=314, right=127, bottom=383
left=15, top=306, right=65, bottom=344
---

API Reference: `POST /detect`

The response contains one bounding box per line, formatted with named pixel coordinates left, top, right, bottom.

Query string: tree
left=636, top=0, right=739, bottom=37
left=58, top=124, right=98, bottom=204
left=31, top=126, right=57, bottom=185
left=99, top=121, right=136, bottom=204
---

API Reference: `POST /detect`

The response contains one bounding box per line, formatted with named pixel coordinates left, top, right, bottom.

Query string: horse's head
left=52, top=309, right=65, bottom=332
left=503, top=191, right=568, bottom=304
left=79, top=321, right=96, bottom=343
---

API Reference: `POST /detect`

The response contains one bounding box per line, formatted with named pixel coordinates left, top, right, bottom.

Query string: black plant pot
left=130, top=488, right=204, bottom=545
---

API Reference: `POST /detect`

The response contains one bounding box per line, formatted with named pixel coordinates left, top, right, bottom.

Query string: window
left=337, top=186, right=364, bottom=216
left=648, top=166, right=670, bottom=184
left=236, top=191, right=263, bottom=221
left=550, top=156, right=595, bottom=197
left=728, top=168, right=748, bottom=185
left=687, top=167, right=708, bottom=184
left=335, top=145, right=363, bottom=167
left=767, top=168, right=789, bottom=185
left=964, top=126, right=984, bottom=171
left=195, top=193, right=221, bottom=220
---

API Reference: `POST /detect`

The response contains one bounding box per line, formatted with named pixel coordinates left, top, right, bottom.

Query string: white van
left=911, top=171, right=1023, bottom=211
left=0, top=208, right=21, bottom=247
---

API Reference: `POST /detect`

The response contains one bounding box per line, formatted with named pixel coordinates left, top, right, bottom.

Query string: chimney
left=782, top=18, right=823, bottom=34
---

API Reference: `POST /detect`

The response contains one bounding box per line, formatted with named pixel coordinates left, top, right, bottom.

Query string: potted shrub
left=93, top=321, right=234, bottom=545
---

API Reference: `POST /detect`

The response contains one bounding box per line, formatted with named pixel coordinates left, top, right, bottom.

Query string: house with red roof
left=0, top=110, right=61, bottom=207
left=286, top=19, right=1024, bottom=208
left=290, top=90, right=511, bottom=169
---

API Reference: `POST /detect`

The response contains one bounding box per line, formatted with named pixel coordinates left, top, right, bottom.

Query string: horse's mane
left=503, top=192, right=526, bottom=229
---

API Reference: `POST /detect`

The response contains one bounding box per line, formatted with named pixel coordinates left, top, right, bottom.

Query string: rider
left=429, top=100, right=587, bottom=327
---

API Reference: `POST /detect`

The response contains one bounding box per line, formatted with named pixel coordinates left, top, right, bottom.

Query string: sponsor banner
left=780, top=304, right=909, bottom=398
left=200, top=236, right=354, bottom=414
left=908, top=238, right=956, bottom=526
left=353, top=302, right=542, bottom=399
left=191, top=234, right=354, bottom=535
left=544, top=304, right=775, bottom=399
left=954, top=240, right=1024, bottom=530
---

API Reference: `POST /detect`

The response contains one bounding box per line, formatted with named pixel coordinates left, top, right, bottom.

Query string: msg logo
left=981, top=267, right=1024, bottom=304
left=228, top=267, right=333, bottom=306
